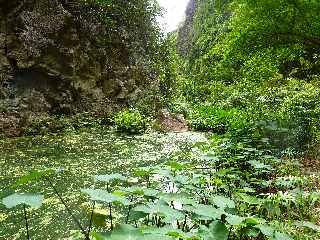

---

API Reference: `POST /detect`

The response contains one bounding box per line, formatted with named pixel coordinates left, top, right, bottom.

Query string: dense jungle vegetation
left=1, top=0, right=320, bottom=240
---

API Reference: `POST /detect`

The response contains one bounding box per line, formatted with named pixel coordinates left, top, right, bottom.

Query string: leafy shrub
left=280, top=85, right=320, bottom=145
left=188, top=105, right=256, bottom=136
left=188, top=105, right=231, bottom=132
left=113, top=109, right=147, bottom=134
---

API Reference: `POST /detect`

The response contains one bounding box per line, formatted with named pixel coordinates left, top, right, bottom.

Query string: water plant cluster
left=1, top=0, right=320, bottom=239
left=2, top=132, right=319, bottom=240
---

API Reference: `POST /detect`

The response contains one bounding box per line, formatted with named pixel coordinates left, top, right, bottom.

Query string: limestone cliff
left=0, top=0, right=159, bottom=135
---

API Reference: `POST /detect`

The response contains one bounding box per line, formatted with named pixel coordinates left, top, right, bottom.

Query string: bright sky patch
left=157, top=0, right=189, bottom=33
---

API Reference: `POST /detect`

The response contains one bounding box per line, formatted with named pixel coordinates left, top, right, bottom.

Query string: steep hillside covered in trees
left=176, top=0, right=320, bottom=154
left=179, top=0, right=320, bottom=93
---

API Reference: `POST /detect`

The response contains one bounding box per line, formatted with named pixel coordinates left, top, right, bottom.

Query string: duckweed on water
left=0, top=129, right=206, bottom=239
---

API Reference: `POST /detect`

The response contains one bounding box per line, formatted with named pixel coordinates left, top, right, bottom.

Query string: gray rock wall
left=0, top=0, right=155, bottom=135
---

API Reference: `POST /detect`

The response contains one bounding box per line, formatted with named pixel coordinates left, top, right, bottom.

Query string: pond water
left=0, top=129, right=207, bottom=239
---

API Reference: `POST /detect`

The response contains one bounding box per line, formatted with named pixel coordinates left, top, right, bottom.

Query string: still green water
left=0, top=129, right=206, bottom=239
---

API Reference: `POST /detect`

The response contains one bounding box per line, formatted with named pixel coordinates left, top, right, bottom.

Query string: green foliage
left=12, top=169, right=54, bottom=188
left=177, top=0, right=320, bottom=153
left=188, top=106, right=230, bottom=132
left=184, top=0, right=320, bottom=90
left=2, top=1, right=320, bottom=240
left=157, top=33, right=187, bottom=100
left=5, top=135, right=320, bottom=240
left=198, top=221, right=228, bottom=240
left=80, top=0, right=162, bottom=74
left=95, top=174, right=127, bottom=183
left=81, top=189, right=130, bottom=205
left=188, top=105, right=254, bottom=134
left=183, top=77, right=320, bottom=152
left=113, top=109, right=148, bottom=134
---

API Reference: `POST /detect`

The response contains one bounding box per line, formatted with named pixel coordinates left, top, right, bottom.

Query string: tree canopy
left=182, top=0, right=320, bottom=93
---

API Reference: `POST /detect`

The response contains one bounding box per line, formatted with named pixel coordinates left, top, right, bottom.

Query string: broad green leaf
left=191, top=204, right=225, bottom=220
left=198, top=221, right=228, bottom=240
left=95, top=174, right=127, bottom=182
left=295, top=221, right=320, bottom=232
left=142, top=188, right=159, bottom=197
left=81, top=189, right=130, bottom=205
left=158, top=192, right=197, bottom=205
left=143, top=226, right=192, bottom=240
left=128, top=210, right=148, bottom=221
left=248, top=160, right=272, bottom=170
left=255, top=224, right=275, bottom=236
left=118, top=187, right=144, bottom=196
left=211, top=196, right=235, bottom=209
left=209, top=221, right=228, bottom=240
left=2, top=193, right=43, bottom=209
left=153, top=168, right=172, bottom=177
left=236, top=193, right=262, bottom=205
left=13, top=169, right=54, bottom=188
left=302, top=221, right=320, bottom=232
left=118, top=187, right=158, bottom=197
left=110, top=224, right=143, bottom=240
left=166, top=161, right=186, bottom=171
left=173, top=175, right=190, bottom=184
left=143, top=235, right=173, bottom=240
left=95, top=224, right=143, bottom=240
left=132, top=201, right=184, bottom=220
left=226, top=214, right=245, bottom=226
left=244, top=217, right=266, bottom=226
left=273, top=231, right=293, bottom=240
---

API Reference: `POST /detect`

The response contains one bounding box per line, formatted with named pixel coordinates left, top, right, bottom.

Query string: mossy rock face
left=0, top=0, right=158, bottom=135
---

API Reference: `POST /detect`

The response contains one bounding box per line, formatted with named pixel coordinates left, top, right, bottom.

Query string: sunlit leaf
left=95, top=224, right=143, bottom=240
left=2, top=193, right=44, bottom=209
left=226, top=214, right=245, bottom=226
left=255, top=224, right=275, bottom=237
left=132, top=201, right=184, bottom=220
left=81, top=189, right=130, bottom=205
left=248, top=160, right=272, bottom=170
left=295, top=221, right=320, bottom=232
left=198, top=221, right=228, bottom=240
left=273, top=231, right=293, bottom=240
left=244, top=217, right=266, bottom=226
left=158, top=192, right=197, bottom=205
left=211, top=196, right=235, bottom=209
left=13, top=169, right=54, bottom=188
left=166, top=161, right=186, bottom=171
left=95, top=174, right=127, bottom=182
left=190, top=204, right=225, bottom=220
